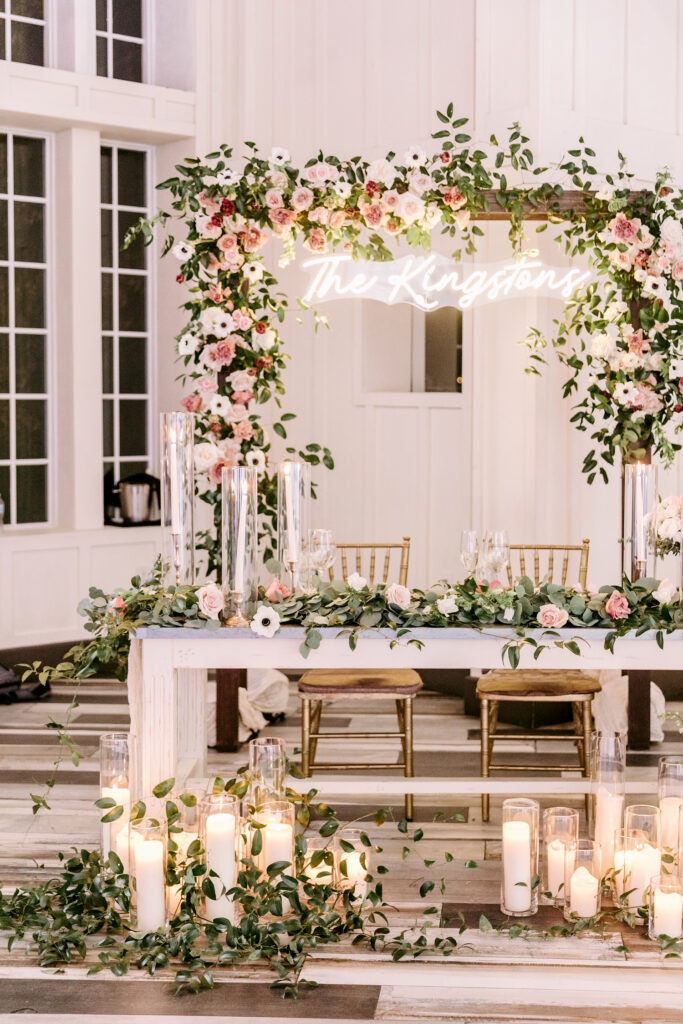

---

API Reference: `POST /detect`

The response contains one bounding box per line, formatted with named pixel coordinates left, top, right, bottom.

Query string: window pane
left=14, top=267, right=45, bottom=328
left=96, top=34, right=108, bottom=77
left=0, top=27, right=4, bottom=61
left=14, top=201, right=44, bottom=263
left=0, top=199, right=7, bottom=261
left=0, top=464, right=10, bottom=524
left=117, top=149, right=146, bottom=207
left=13, top=136, right=44, bottom=197
left=16, top=463, right=46, bottom=523
left=11, top=0, right=44, bottom=16
left=10, top=20, right=44, bottom=65
left=112, top=38, right=142, bottom=82
left=119, top=398, right=146, bottom=455
left=0, top=267, right=8, bottom=326
left=16, top=398, right=46, bottom=458
left=424, top=307, right=463, bottom=393
left=15, top=334, right=45, bottom=392
left=120, top=458, right=146, bottom=480
left=0, top=333, right=8, bottom=392
left=0, top=399, right=8, bottom=458
left=96, top=0, right=107, bottom=31
left=118, top=210, right=145, bottom=269
left=102, top=335, right=113, bottom=393
left=113, top=0, right=142, bottom=37
left=119, top=336, right=146, bottom=393
left=101, top=272, right=113, bottom=330
left=118, top=273, right=146, bottom=331
left=103, top=398, right=114, bottom=458
left=101, top=209, right=112, bottom=267
left=100, top=146, right=113, bottom=204
left=0, top=135, right=7, bottom=193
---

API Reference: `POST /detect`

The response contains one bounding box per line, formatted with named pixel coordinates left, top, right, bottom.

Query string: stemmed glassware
left=485, top=529, right=510, bottom=583
left=460, top=530, right=479, bottom=578
left=308, top=528, right=336, bottom=579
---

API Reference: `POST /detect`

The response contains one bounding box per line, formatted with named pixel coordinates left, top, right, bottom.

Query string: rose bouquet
left=645, top=494, right=683, bottom=557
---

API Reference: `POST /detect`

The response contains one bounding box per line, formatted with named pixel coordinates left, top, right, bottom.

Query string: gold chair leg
left=480, top=697, right=490, bottom=822
left=582, top=698, right=593, bottom=819
left=310, top=700, right=323, bottom=765
left=301, top=698, right=311, bottom=777
left=403, top=697, right=414, bottom=821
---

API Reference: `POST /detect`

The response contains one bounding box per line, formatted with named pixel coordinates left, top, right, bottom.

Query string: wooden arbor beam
left=471, top=189, right=648, bottom=221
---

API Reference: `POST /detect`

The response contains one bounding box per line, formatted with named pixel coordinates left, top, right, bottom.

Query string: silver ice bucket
left=119, top=481, right=152, bottom=523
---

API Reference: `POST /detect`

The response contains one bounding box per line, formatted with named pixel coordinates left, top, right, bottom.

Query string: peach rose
left=196, top=376, right=218, bottom=393
left=232, top=389, right=254, bottom=404
left=604, top=590, right=630, bottom=620
left=181, top=394, right=202, bottom=413
left=196, top=582, right=224, bottom=620
left=240, top=226, right=268, bottom=253
left=233, top=419, right=253, bottom=439
left=217, top=232, right=237, bottom=252
left=363, top=203, right=384, bottom=228
left=303, top=227, right=327, bottom=253
left=291, top=186, right=314, bottom=211
left=454, top=209, right=470, bottom=230
left=265, top=188, right=284, bottom=209
left=308, top=206, right=330, bottom=225
left=265, top=577, right=291, bottom=602
left=385, top=582, right=411, bottom=609
left=328, top=210, right=346, bottom=229
left=536, top=603, right=569, bottom=628
left=198, top=190, right=220, bottom=214
left=672, top=259, right=683, bottom=281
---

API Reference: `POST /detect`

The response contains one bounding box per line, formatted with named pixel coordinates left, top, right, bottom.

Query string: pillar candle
left=653, top=888, right=683, bottom=938
left=616, top=844, right=661, bottom=907
left=167, top=830, right=199, bottom=917
left=205, top=812, right=236, bottom=922
left=114, top=824, right=141, bottom=875
left=284, top=466, right=297, bottom=564
left=659, top=796, right=682, bottom=852
left=234, top=482, right=248, bottom=595
left=264, top=821, right=294, bottom=871
left=169, top=433, right=181, bottom=535
left=546, top=839, right=565, bottom=899
left=569, top=866, right=599, bottom=918
left=503, top=820, right=531, bottom=913
left=101, top=784, right=130, bottom=859
left=134, top=840, right=166, bottom=932
left=594, top=788, right=623, bottom=870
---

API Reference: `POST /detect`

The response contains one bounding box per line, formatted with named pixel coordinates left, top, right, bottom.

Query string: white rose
left=257, top=328, right=277, bottom=351
left=503, top=607, right=515, bottom=622
left=366, top=159, right=396, bottom=187
left=196, top=582, right=224, bottom=620
left=228, top=369, right=254, bottom=392
left=660, top=217, right=683, bottom=251
left=385, top=583, right=411, bottom=609
left=605, top=301, right=627, bottom=322
left=653, top=578, right=678, bottom=604
left=194, top=442, right=219, bottom=474
left=396, top=191, right=425, bottom=225
left=347, top=572, right=367, bottom=591
left=658, top=518, right=681, bottom=541
left=591, top=333, right=616, bottom=359
left=437, top=595, right=459, bottom=616
left=250, top=605, right=281, bottom=638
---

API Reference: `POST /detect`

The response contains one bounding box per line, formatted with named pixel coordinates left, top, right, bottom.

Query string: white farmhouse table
left=127, top=626, right=683, bottom=802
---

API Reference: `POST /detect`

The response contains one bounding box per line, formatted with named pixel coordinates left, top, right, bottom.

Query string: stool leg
left=404, top=697, right=414, bottom=821
left=582, top=698, right=593, bottom=819
left=301, top=698, right=311, bottom=777
left=310, top=700, right=323, bottom=765
left=481, top=697, right=490, bottom=822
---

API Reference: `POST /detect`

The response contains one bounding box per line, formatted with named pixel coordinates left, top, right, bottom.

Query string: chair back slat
left=330, top=537, right=411, bottom=586
left=505, top=540, right=590, bottom=587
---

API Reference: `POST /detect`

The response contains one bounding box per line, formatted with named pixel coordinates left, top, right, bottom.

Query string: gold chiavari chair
left=477, top=539, right=600, bottom=821
left=299, top=537, right=422, bottom=820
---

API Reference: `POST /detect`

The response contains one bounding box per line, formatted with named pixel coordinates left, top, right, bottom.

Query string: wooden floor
left=1, top=678, right=683, bottom=1023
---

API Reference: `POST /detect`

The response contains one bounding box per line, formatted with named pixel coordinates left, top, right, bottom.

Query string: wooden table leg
left=214, top=668, right=247, bottom=752
left=628, top=669, right=651, bottom=750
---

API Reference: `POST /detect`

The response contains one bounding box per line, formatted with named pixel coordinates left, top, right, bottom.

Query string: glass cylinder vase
left=302, top=833, right=337, bottom=888
left=564, top=839, right=601, bottom=922
left=248, top=736, right=287, bottom=806
left=501, top=798, right=539, bottom=917
left=337, top=829, right=371, bottom=899
left=99, top=733, right=130, bottom=862
left=276, top=460, right=310, bottom=593
left=201, top=793, right=239, bottom=923
left=613, top=827, right=661, bottom=911
left=590, top=731, right=626, bottom=874
left=658, top=757, right=683, bottom=854
left=542, top=806, right=579, bottom=904
left=160, top=411, right=195, bottom=587
left=623, top=461, right=658, bottom=581
left=247, top=799, right=295, bottom=879
left=221, top=466, right=258, bottom=626
left=648, top=874, right=683, bottom=940
left=130, top=819, right=168, bottom=932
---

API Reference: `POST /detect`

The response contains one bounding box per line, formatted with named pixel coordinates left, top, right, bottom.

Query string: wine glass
left=308, top=528, right=336, bottom=578
left=485, top=530, right=510, bottom=584
left=460, top=530, right=479, bottom=578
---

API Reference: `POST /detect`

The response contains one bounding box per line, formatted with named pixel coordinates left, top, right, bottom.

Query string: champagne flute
left=309, top=528, right=336, bottom=578
left=460, top=530, right=479, bottom=578
left=485, top=529, right=510, bottom=584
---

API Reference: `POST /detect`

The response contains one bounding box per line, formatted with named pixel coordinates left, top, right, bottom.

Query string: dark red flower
left=176, top=273, right=185, bottom=284
left=254, top=321, right=267, bottom=334
left=220, top=198, right=234, bottom=215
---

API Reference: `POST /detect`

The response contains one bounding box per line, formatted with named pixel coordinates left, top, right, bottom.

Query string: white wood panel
left=11, top=547, right=81, bottom=637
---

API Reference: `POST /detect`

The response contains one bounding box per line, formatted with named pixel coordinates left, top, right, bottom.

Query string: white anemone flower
left=177, top=333, right=198, bottom=356
left=403, top=145, right=427, bottom=168
left=246, top=449, right=267, bottom=473
left=270, top=147, right=291, bottom=166
left=209, top=394, right=232, bottom=418
left=250, top=605, right=281, bottom=638
left=243, top=262, right=264, bottom=283
left=172, top=241, right=193, bottom=260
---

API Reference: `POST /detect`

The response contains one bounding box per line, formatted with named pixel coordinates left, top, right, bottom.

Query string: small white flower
left=177, top=332, right=198, bottom=356
left=216, top=168, right=238, bottom=186
left=172, top=241, right=193, bottom=260
left=250, top=605, right=281, bottom=638
left=404, top=145, right=427, bottom=168
left=653, top=578, right=678, bottom=604
left=257, top=327, right=277, bottom=351
left=270, top=147, right=291, bottom=166
left=335, top=181, right=352, bottom=200
left=590, top=333, right=616, bottom=359
left=194, top=441, right=219, bottom=474
left=605, top=300, right=627, bottom=322
left=347, top=572, right=367, bottom=591
left=243, top=261, right=264, bottom=283
left=200, top=306, right=232, bottom=339
left=502, top=607, right=515, bottom=622
left=643, top=275, right=666, bottom=297
left=246, top=449, right=267, bottom=473
left=366, top=159, right=396, bottom=187
left=613, top=381, right=639, bottom=405
left=633, top=267, right=648, bottom=283
left=669, top=358, right=683, bottom=379
left=595, top=188, right=614, bottom=202
left=437, top=594, right=459, bottom=616
left=225, top=402, right=249, bottom=423
left=209, top=394, right=232, bottom=418
left=660, top=216, right=683, bottom=252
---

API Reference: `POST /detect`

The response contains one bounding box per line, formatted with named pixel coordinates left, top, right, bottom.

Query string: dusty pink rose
left=216, top=337, right=236, bottom=364
left=308, top=206, right=330, bottom=225
left=221, top=251, right=244, bottom=271
left=385, top=582, right=411, bottom=609
left=672, top=259, right=683, bottom=281
left=196, top=376, right=218, bottom=393
left=268, top=170, right=288, bottom=188
left=609, top=212, right=641, bottom=245
left=265, top=577, right=291, bottom=602
left=269, top=207, right=296, bottom=230
left=209, top=458, right=229, bottom=485
left=328, top=210, right=346, bottom=229
left=232, top=389, right=254, bottom=404
left=536, top=603, right=569, bottom=628
left=605, top=590, right=630, bottom=620
left=303, top=228, right=328, bottom=253
left=217, top=438, right=241, bottom=461
left=382, top=188, right=400, bottom=211
left=441, top=185, right=466, bottom=210
left=203, top=342, right=233, bottom=371
left=196, top=582, right=224, bottom=620
left=291, top=186, right=314, bottom=211
left=304, top=161, right=339, bottom=184
left=454, top=209, right=470, bottom=230
left=409, top=171, right=432, bottom=196
left=217, top=232, right=237, bottom=252
left=265, top=188, right=284, bottom=209
left=232, top=309, right=251, bottom=331
left=362, top=203, right=384, bottom=228
left=240, top=226, right=268, bottom=253
left=181, top=394, right=202, bottom=413
left=233, top=419, right=253, bottom=439
left=198, top=190, right=219, bottom=215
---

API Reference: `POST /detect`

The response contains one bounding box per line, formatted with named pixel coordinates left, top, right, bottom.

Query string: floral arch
left=135, top=106, right=683, bottom=570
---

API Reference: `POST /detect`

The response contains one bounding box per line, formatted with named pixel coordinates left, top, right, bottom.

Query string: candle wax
left=653, top=888, right=683, bottom=938
left=134, top=839, right=166, bottom=932
left=569, top=865, right=599, bottom=918
left=502, top=820, right=532, bottom=913
left=546, top=838, right=565, bottom=899
left=101, top=785, right=130, bottom=860
left=659, top=796, right=683, bottom=852
left=205, top=812, right=236, bottom=923
left=594, top=788, right=623, bottom=871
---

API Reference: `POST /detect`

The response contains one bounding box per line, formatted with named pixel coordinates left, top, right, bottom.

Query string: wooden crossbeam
left=473, top=189, right=648, bottom=221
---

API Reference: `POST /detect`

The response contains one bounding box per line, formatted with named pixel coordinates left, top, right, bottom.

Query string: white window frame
left=0, top=1, right=49, bottom=66
left=95, top=0, right=147, bottom=83
left=0, top=126, right=55, bottom=529
left=100, top=139, right=156, bottom=490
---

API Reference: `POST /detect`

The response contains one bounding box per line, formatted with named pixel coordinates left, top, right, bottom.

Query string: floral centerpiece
left=646, top=494, right=683, bottom=557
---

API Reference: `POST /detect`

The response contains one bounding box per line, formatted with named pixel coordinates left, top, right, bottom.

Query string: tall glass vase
left=277, top=460, right=310, bottom=593
left=160, top=412, right=195, bottom=587
left=590, top=731, right=626, bottom=874
left=248, top=736, right=287, bottom=806
left=622, top=460, right=658, bottom=582
left=221, top=466, right=258, bottom=626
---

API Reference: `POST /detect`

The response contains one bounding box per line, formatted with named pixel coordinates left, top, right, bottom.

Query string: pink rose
left=233, top=419, right=253, bottom=439
left=232, top=389, right=254, bottom=404
left=216, top=337, right=236, bottom=364
left=454, top=209, right=470, bottom=230
left=112, top=596, right=125, bottom=610
left=196, top=376, right=218, bottom=393
left=441, top=186, right=466, bottom=210
left=611, top=248, right=634, bottom=271
left=268, top=170, right=288, bottom=188
left=265, top=577, right=291, bottom=602
left=409, top=171, right=432, bottom=196
left=672, top=259, right=683, bottom=281
left=265, top=188, right=284, bottom=209
left=217, top=438, right=241, bottom=461
left=291, top=186, right=314, bottom=211
left=303, top=227, right=328, bottom=253
left=304, top=162, right=339, bottom=184
left=328, top=210, right=346, bottom=230
left=198, top=190, right=219, bottom=215
left=382, top=189, right=400, bottom=211
left=196, top=582, right=224, bottom=620
left=217, top=232, right=237, bottom=252
left=269, top=207, right=296, bottom=230
left=232, top=310, right=251, bottom=332
left=626, top=329, right=649, bottom=356
left=609, top=212, right=641, bottom=245
left=229, top=368, right=255, bottom=392
left=385, top=582, right=411, bottom=609
left=181, top=394, right=202, bottom=413
left=605, top=590, right=630, bottom=620
left=308, top=206, right=330, bottom=225
left=362, top=203, right=384, bottom=228
left=239, top=226, right=268, bottom=253
left=536, top=603, right=569, bottom=628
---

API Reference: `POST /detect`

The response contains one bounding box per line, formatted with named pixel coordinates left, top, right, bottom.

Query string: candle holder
left=501, top=798, right=539, bottom=917
left=658, top=757, right=683, bottom=854
left=99, top=733, right=130, bottom=862
left=247, top=799, right=295, bottom=879
left=221, top=466, right=258, bottom=626
left=276, top=460, right=310, bottom=593
left=623, top=462, right=658, bottom=581
left=625, top=804, right=661, bottom=848
left=248, top=737, right=287, bottom=806
left=302, top=833, right=337, bottom=888
left=167, top=778, right=207, bottom=917
left=613, top=827, right=661, bottom=912
left=564, top=839, right=601, bottom=922
left=130, top=819, right=168, bottom=933
left=590, top=731, right=626, bottom=874
left=337, top=828, right=371, bottom=898
left=201, top=793, right=239, bottom=923
left=160, top=411, right=194, bottom=588
left=648, top=874, right=683, bottom=940
left=542, top=806, right=579, bottom=904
